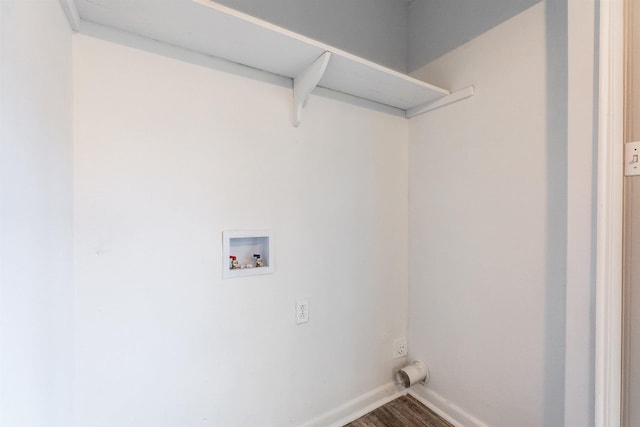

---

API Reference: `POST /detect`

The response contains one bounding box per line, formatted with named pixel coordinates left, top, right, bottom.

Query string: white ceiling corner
left=58, top=0, right=80, bottom=31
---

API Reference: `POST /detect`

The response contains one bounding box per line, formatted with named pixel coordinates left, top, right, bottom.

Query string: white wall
left=407, top=2, right=597, bottom=425
left=73, top=32, right=409, bottom=427
left=214, top=0, right=409, bottom=72
left=0, top=3, right=598, bottom=426
left=0, top=1, right=74, bottom=426
left=408, top=5, right=547, bottom=426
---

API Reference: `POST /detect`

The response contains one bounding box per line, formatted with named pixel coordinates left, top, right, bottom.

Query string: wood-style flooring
left=344, top=395, right=454, bottom=427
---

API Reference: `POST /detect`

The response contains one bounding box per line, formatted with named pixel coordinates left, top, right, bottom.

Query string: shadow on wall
left=542, top=0, right=587, bottom=426
left=543, top=0, right=598, bottom=425
left=407, top=0, right=542, bottom=72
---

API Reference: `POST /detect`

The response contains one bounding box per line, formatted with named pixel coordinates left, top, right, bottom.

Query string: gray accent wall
left=408, top=0, right=542, bottom=71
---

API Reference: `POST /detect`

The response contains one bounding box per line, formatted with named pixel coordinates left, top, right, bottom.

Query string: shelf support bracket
left=293, top=51, right=332, bottom=127
left=406, top=85, right=475, bottom=118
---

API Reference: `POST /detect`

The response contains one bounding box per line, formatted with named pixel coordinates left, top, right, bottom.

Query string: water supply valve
left=229, top=255, right=239, bottom=269
left=253, top=254, right=263, bottom=268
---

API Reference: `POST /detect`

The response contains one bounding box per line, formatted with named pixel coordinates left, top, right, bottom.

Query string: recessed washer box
left=222, top=230, right=274, bottom=279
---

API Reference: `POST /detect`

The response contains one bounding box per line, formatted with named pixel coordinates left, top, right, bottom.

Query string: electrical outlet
left=393, top=338, right=408, bottom=359
left=296, top=300, right=309, bottom=324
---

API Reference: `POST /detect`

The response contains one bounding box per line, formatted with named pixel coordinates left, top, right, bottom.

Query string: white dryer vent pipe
left=395, top=361, right=429, bottom=388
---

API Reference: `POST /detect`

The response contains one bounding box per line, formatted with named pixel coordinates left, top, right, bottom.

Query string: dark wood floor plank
left=344, top=395, right=453, bottom=427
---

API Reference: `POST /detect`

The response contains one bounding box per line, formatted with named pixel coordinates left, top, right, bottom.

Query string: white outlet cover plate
left=393, top=337, right=408, bottom=359
left=625, top=141, right=640, bottom=176
left=296, top=300, right=309, bottom=324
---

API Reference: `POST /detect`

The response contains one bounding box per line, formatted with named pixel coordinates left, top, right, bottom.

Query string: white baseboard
left=409, top=384, right=489, bottom=427
left=296, top=381, right=490, bottom=427
left=297, top=382, right=403, bottom=427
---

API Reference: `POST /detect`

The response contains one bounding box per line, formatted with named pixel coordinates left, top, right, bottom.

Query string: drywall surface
left=407, top=0, right=541, bottom=71
left=409, top=1, right=597, bottom=424
left=213, top=0, right=408, bottom=72
left=73, top=33, right=409, bottom=427
left=0, top=1, right=74, bottom=426
left=408, top=4, right=554, bottom=426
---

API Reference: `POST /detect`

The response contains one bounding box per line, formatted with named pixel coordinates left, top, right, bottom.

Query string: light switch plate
left=625, top=142, right=640, bottom=176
